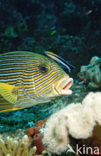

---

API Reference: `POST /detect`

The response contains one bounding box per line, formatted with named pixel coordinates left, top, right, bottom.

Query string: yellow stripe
left=0, top=70, right=39, bottom=79
left=0, top=69, right=23, bottom=73
left=0, top=62, right=40, bottom=67
left=0, top=58, right=47, bottom=63
left=23, top=70, right=39, bottom=76
left=0, top=58, right=47, bottom=65
left=0, top=67, right=38, bottom=74
left=36, top=73, right=62, bottom=93
left=0, top=108, right=22, bottom=113
left=23, top=65, right=60, bottom=81
left=0, top=51, right=44, bottom=57
left=3, top=81, right=19, bottom=85
left=0, top=75, right=21, bottom=79
left=23, top=69, right=61, bottom=83
left=25, top=74, right=62, bottom=95
left=0, top=70, right=62, bottom=93
left=24, top=72, right=62, bottom=94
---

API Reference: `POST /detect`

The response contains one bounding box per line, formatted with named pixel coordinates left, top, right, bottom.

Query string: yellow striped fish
left=0, top=51, right=73, bottom=113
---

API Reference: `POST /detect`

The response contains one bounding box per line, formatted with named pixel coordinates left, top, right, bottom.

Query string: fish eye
left=39, top=64, right=50, bottom=74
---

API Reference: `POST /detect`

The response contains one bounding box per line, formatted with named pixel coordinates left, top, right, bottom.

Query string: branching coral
left=78, top=56, right=101, bottom=89
left=0, top=135, right=37, bottom=156
left=42, top=92, right=101, bottom=154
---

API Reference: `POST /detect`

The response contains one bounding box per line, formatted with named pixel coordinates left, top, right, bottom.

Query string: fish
left=45, top=51, right=75, bottom=72
left=0, top=51, right=73, bottom=113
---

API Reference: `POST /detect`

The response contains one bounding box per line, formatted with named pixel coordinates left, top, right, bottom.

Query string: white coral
left=43, top=110, right=69, bottom=154
left=82, top=92, right=101, bottom=125
left=42, top=92, right=101, bottom=154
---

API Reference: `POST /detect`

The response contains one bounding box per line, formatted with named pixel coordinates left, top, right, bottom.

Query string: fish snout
left=55, top=77, right=73, bottom=96
left=61, top=78, right=73, bottom=95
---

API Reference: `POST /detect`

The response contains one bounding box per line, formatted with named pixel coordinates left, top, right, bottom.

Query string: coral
left=26, top=127, right=34, bottom=143
left=42, top=92, right=101, bottom=154
left=34, top=120, right=47, bottom=134
left=26, top=127, right=34, bottom=137
left=78, top=56, right=101, bottom=89
left=26, top=120, right=46, bottom=154
left=0, top=135, right=37, bottom=156
left=33, top=134, right=45, bottom=154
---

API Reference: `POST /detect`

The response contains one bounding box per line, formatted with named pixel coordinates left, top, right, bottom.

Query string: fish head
left=24, top=53, right=73, bottom=100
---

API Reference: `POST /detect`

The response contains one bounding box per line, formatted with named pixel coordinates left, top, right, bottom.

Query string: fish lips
left=61, top=78, right=73, bottom=95
left=55, top=78, right=73, bottom=96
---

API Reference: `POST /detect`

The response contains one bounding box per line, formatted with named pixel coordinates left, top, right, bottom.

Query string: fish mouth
left=61, top=78, right=73, bottom=95
left=54, top=78, right=73, bottom=96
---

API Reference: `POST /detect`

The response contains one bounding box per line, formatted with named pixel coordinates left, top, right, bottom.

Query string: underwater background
left=0, top=0, right=101, bottom=156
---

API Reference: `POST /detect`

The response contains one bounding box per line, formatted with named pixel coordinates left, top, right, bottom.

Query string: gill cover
left=21, top=68, right=51, bottom=104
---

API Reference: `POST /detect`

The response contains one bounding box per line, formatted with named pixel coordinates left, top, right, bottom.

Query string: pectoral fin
left=0, top=82, right=17, bottom=104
